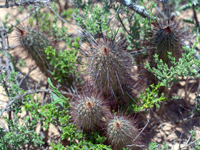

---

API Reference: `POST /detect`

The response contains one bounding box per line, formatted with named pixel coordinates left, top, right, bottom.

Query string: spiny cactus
left=145, top=12, right=188, bottom=87
left=14, top=24, right=54, bottom=78
left=81, top=33, right=135, bottom=105
left=107, top=115, right=138, bottom=150
left=14, top=24, right=80, bottom=88
left=70, top=91, right=110, bottom=132
left=150, top=14, right=187, bottom=67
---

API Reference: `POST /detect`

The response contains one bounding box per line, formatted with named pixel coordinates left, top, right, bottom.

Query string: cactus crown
left=107, top=115, right=137, bottom=150
left=70, top=93, right=110, bottom=132
left=15, top=25, right=51, bottom=50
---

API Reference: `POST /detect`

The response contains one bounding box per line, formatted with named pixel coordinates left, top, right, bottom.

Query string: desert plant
left=107, top=115, right=139, bottom=150
left=82, top=33, right=135, bottom=106
left=45, top=42, right=80, bottom=86
left=0, top=72, right=45, bottom=149
left=70, top=88, right=111, bottom=132
left=2, top=0, right=200, bottom=149
left=148, top=142, right=168, bottom=150
left=143, top=10, right=190, bottom=115
left=14, top=24, right=54, bottom=77
left=149, top=13, right=187, bottom=68
left=131, top=82, right=166, bottom=112
left=146, top=34, right=200, bottom=115
left=74, top=5, right=137, bottom=106
left=75, top=5, right=136, bottom=105
left=14, top=23, right=81, bottom=87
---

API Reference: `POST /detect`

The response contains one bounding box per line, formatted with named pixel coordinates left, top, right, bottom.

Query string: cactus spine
left=150, top=15, right=186, bottom=67
left=15, top=25, right=53, bottom=77
left=82, top=34, right=135, bottom=105
left=70, top=94, right=110, bottom=132
left=107, top=115, right=137, bottom=150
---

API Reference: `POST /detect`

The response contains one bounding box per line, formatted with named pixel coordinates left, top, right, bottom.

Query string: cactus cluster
left=70, top=32, right=141, bottom=149
left=69, top=88, right=139, bottom=149
left=14, top=12, right=141, bottom=150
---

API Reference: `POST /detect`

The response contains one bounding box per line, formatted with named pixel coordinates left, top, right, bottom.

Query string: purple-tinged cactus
left=81, top=33, right=136, bottom=106
left=150, top=14, right=188, bottom=67
left=107, top=115, right=138, bottom=150
left=70, top=89, right=111, bottom=132
left=14, top=24, right=54, bottom=77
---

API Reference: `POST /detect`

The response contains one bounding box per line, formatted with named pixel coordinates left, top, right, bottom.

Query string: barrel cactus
left=107, top=115, right=138, bottom=150
left=70, top=92, right=110, bottom=132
